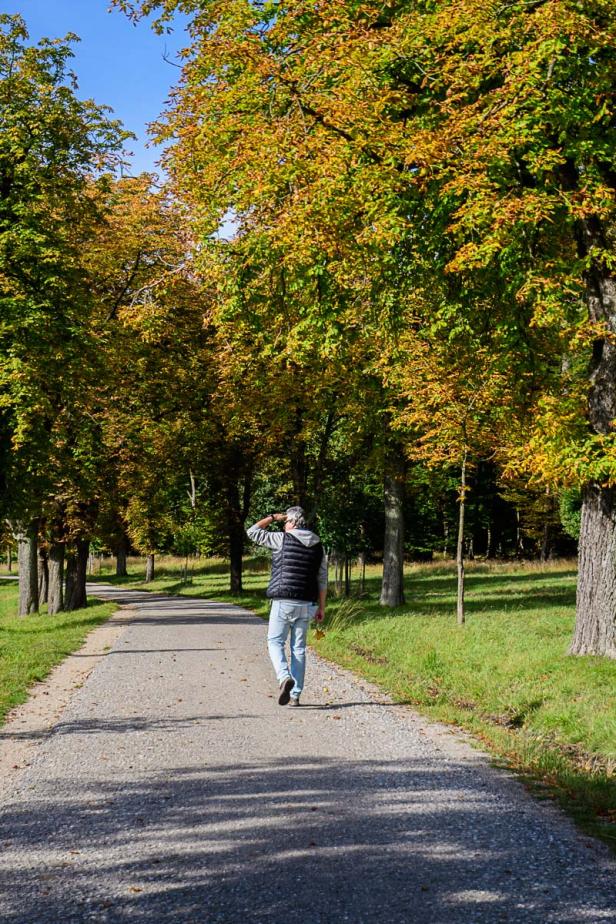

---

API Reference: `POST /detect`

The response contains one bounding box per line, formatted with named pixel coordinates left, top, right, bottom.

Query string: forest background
left=2, top=0, right=616, bottom=656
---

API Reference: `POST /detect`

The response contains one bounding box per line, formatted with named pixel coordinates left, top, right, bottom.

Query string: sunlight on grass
left=0, top=582, right=116, bottom=724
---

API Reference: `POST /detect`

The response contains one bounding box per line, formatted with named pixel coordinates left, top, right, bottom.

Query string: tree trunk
left=7, top=546, right=12, bottom=572
left=145, top=553, right=155, bottom=583
left=116, top=535, right=128, bottom=577
left=229, top=524, right=243, bottom=594
left=456, top=453, right=467, bottom=626
left=334, top=553, right=343, bottom=596
left=486, top=524, right=495, bottom=560
left=17, top=527, right=38, bottom=616
left=357, top=550, right=366, bottom=596
left=540, top=520, right=551, bottom=562
left=344, top=556, right=350, bottom=597
left=290, top=408, right=308, bottom=507
left=515, top=509, right=524, bottom=559
left=380, top=452, right=405, bottom=607
left=571, top=484, right=616, bottom=657
left=38, top=547, right=49, bottom=606
left=226, top=464, right=252, bottom=595
left=65, top=551, right=76, bottom=609
left=66, top=539, right=89, bottom=611
left=571, top=217, right=616, bottom=657
left=47, top=541, right=64, bottom=615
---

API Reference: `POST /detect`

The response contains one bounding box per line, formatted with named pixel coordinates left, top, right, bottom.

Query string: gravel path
left=0, top=585, right=614, bottom=923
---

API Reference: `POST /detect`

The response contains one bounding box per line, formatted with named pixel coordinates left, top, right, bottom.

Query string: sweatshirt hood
left=290, top=528, right=321, bottom=547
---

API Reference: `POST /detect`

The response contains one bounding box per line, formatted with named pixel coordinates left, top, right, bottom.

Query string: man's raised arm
left=246, top=513, right=286, bottom=551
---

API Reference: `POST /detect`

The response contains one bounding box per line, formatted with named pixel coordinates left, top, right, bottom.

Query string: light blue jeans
left=267, top=600, right=315, bottom=697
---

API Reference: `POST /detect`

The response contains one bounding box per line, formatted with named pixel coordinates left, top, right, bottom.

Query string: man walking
left=247, top=507, right=327, bottom=706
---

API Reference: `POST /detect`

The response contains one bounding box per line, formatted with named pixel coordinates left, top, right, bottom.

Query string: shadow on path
left=1, top=758, right=610, bottom=923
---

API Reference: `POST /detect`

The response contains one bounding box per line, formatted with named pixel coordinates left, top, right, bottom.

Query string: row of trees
left=2, top=3, right=616, bottom=657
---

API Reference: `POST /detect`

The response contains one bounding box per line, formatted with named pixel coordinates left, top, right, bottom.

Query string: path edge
left=0, top=602, right=133, bottom=788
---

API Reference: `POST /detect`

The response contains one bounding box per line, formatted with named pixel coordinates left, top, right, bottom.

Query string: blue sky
left=7, top=1, right=190, bottom=175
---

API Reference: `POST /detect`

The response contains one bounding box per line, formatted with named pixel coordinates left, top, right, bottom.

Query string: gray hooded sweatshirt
left=246, top=523, right=328, bottom=593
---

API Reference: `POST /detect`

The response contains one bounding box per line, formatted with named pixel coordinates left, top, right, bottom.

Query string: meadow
left=0, top=580, right=115, bottom=724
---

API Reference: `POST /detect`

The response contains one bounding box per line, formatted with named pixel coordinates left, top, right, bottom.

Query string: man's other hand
left=315, top=608, right=325, bottom=623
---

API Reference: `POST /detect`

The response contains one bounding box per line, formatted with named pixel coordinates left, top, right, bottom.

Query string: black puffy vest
left=266, top=531, right=324, bottom=601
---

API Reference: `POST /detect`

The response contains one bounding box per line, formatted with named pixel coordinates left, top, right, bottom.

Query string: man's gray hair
left=285, top=506, right=306, bottom=528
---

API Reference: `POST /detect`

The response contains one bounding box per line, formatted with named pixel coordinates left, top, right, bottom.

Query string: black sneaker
left=278, top=677, right=294, bottom=706
left=289, top=696, right=300, bottom=707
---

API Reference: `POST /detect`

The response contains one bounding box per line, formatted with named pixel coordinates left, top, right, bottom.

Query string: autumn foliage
left=3, top=4, right=616, bottom=654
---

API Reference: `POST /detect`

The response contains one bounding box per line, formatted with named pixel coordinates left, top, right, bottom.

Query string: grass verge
left=0, top=580, right=116, bottom=726
left=92, top=555, right=616, bottom=850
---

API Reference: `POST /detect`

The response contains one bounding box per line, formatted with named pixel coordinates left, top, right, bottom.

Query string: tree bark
left=380, top=451, right=405, bottom=607
left=456, top=452, right=467, bottom=626
left=17, top=527, right=38, bottom=616
left=358, top=550, right=366, bottom=596
left=47, top=541, right=64, bottom=615
left=572, top=217, right=616, bottom=657
left=66, top=539, right=89, bottom=611
left=333, top=553, right=343, bottom=596
left=65, top=551, right=76, bottom=609
left=115, top=534, right=128, bottom=577
left=571, top=484, right=616, bottom=657
left=145, top=553, right=155, bottom=583
left=38, top=547, right=49, bottom=606
left=226, top=463, right=252, bottom=595
left=229, top=524, right=244, bottom=594
left=486, top=524, right=495, bottom=560
left=515, top=509, right=524, bottom=559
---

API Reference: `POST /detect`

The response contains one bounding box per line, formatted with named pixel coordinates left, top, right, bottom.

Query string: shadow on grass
left=323, top=571, right=577, bottom=625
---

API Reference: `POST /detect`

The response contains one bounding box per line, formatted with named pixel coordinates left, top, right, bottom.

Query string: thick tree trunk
left=380, top=452, right=405, bottom=607
left=47, top=541, right=64, bottom=615
left=65, top=551, right=76, bottom=609
left=66, top=540, right=89, bottom=611
left=572, top=218, right=616, bottom=657
left=116, top=535, right=128, bottom=577
left=17, top=528, right=38, bottom=616
left=571, top=484, right=616, bottom=657
left=145, top=553, right=155, bottom=583
left=38, top=547, right=49, bottom=606
left=456, top=453, right=467, bottom=626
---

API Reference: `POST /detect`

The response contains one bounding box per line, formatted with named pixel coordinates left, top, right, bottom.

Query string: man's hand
left=315, top=607, right=325, bottom=623
left=254, top=512, right=286, bottom=529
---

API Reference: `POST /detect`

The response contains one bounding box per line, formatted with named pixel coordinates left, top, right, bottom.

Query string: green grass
left=0, top=581, right=116, bottom=725
left=93, top=554, right=616, bottom=848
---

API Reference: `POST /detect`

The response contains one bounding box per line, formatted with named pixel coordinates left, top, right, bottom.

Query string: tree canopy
left=4, top=4, right=616, bottom=655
